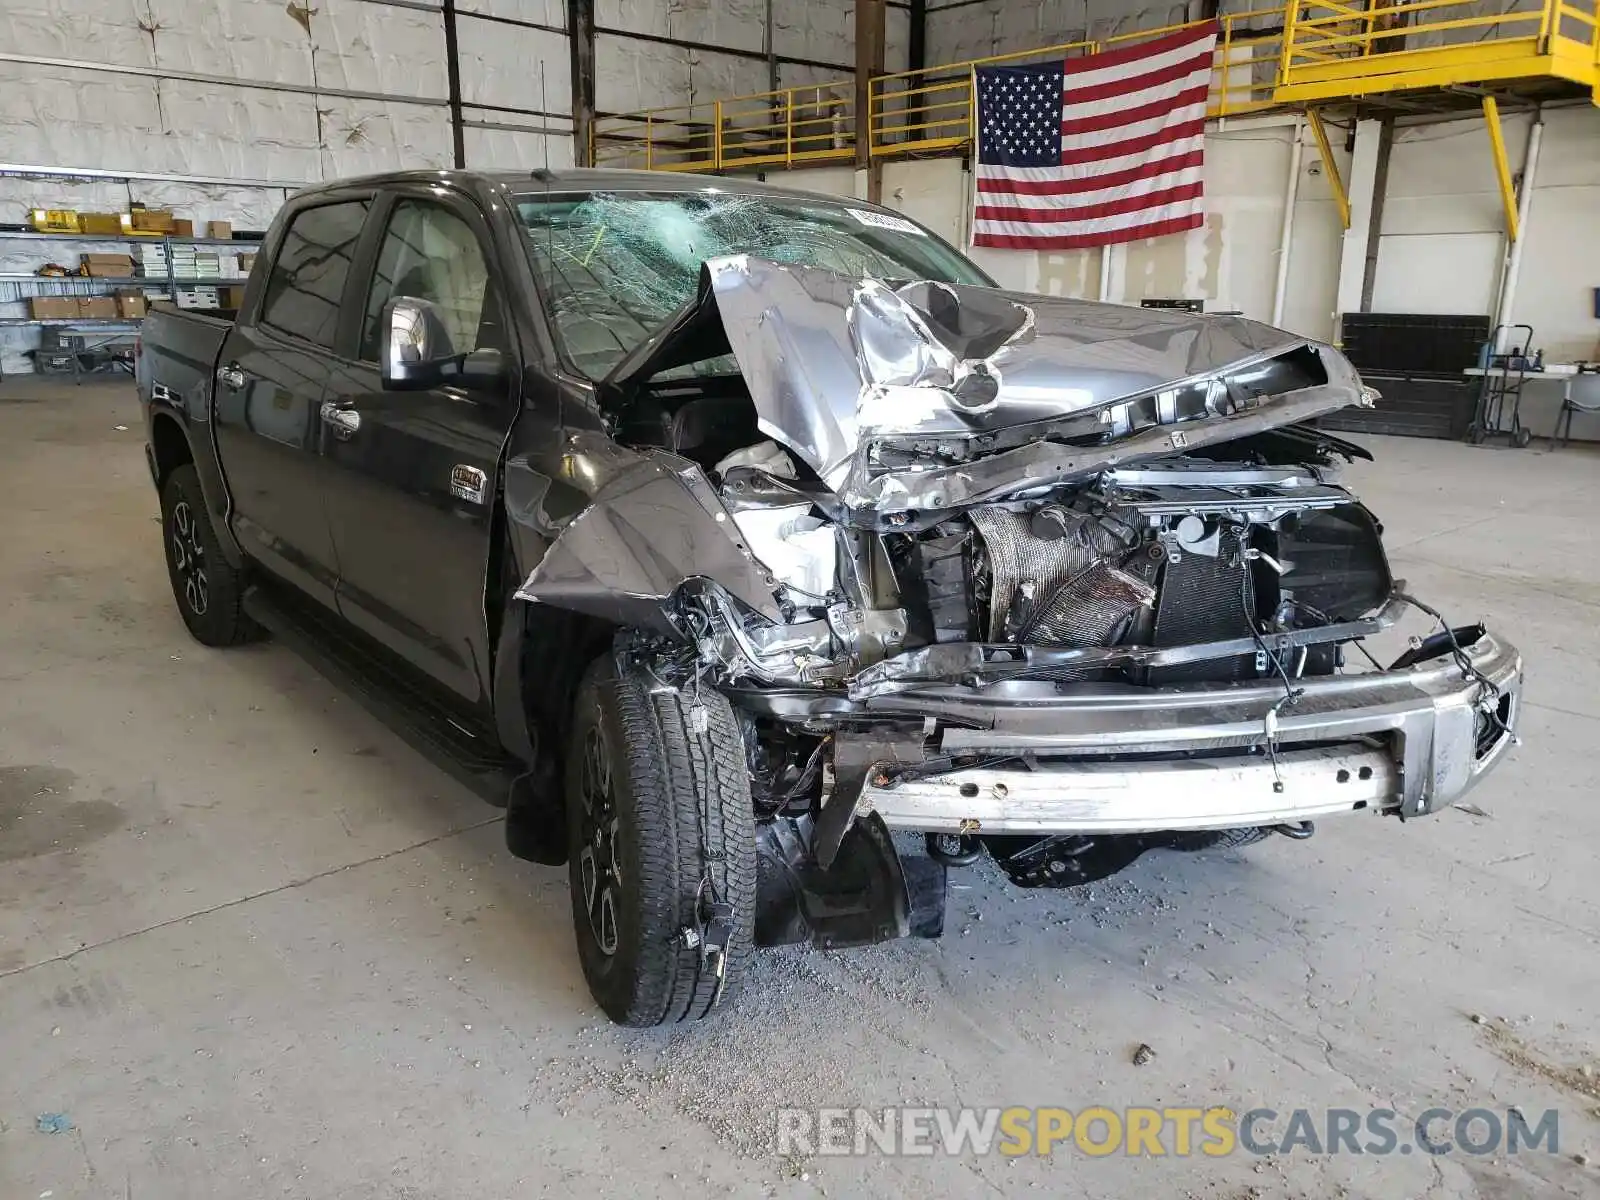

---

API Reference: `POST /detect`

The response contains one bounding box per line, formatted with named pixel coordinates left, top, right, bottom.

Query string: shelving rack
left=0, top=228, right=261, bottom=380
left=0, top=228, right=263, bottom=321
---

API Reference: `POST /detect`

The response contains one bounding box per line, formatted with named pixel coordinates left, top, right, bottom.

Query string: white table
left=1463, top=363, right=1579, bottom=378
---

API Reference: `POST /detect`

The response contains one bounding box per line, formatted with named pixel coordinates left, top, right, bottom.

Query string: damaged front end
left=517, top=256, right=1522, bottom=941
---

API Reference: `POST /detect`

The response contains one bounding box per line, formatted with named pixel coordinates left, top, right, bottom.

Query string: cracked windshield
left=516, top=190, right=987, bottom=379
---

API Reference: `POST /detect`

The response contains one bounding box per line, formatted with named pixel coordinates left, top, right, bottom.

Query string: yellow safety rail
left=1276, top=0, right=1600, bottom=100
left=592, top=82, right=855, bottom=172
left=592, top=0, right=1600, bottom=173
left=869, top=7, right=1288, bottom=157
left=595, top=9, right=1290, bottom=172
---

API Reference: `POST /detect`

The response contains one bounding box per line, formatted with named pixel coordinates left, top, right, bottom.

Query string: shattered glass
left=515, top=191, right=987, bottom=380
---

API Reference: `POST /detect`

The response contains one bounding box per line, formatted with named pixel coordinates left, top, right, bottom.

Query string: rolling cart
left=1467, top=323, right=1536, bottom=447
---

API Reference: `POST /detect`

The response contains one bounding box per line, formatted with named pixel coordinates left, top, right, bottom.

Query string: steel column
left=569, top=0, right=597, bottom=167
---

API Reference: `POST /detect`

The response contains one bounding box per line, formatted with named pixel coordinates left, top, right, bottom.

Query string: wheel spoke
left=579, top=846, right=597, bottom=910
left=597, top=887, right=618, bottom=955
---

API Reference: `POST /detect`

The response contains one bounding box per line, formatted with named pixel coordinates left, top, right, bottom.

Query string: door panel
left=320, top=195, right=516, bottom=702
left=212, top=197, right=372, bottom=608
left=212, top=325, right=339, bottom=605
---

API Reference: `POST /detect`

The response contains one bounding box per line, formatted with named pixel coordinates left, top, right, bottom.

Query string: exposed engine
left=688, top=439, right=1393, bottom=694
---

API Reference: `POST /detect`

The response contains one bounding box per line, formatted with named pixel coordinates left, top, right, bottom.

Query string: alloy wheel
left=170, top=500, right=209, bottom=616
left=577, top=718, right=622, bottom=956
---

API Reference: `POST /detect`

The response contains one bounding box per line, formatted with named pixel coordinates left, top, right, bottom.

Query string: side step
left=243, top=584, right=524, bottom=807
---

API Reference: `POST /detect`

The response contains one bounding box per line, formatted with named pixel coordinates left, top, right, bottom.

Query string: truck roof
left=292, top=167, right=847, bottom=204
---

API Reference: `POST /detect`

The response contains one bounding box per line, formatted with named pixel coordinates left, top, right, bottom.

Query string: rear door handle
left=319, top=400, right=361, bottom=438
left=218, top=363, right=246, bottom=390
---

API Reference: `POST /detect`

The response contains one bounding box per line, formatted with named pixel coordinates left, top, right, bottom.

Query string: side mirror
left=381, top=296, right=456, bottom=391
left=380, top=297, right=508, bottom=392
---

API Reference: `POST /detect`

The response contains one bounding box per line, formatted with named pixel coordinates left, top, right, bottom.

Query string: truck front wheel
left=160, top=464, right=258, bottom=647
left=566, top=653, right=756, bottom=1026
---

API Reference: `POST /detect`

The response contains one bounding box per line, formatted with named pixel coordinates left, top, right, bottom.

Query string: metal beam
left=856, top=0, right=887, bottom=179
left=1306, top=108, right=1351, bottom=229
left=442, top=0, right=466, bottom=168
left=909, top=0, right=927, bottom=74
left=456, top=9, right=566, bottom=36
left=0, top=163, right=302, bottom=190
left=1359, top=117, right=1395, bottom=311
left=1271, top=117, right=1305, bottom=326
left=570, top=0, right=597, bottom=166
left=1493, top=113, right=1543, bottom=337
left=592, top=27, right=854, bottom=75
left=0, top=51, right=446, bottom=107
left=1482, top=95, right=1521, bottom=242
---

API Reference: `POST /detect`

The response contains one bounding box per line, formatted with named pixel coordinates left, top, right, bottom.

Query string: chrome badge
left=450, top=464, right=488, bottom=505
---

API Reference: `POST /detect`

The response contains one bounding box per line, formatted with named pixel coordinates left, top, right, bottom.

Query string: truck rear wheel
left=160, top=464, right=259, bottom=647
left=566, top=653, right=756, bottom=1026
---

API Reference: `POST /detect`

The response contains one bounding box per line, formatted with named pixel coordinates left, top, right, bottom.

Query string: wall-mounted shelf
left=1, top=274, right=246, bottom=285
left=0, top=317, right=144, bottom=327
left=0, top=229, right=262, bottom=247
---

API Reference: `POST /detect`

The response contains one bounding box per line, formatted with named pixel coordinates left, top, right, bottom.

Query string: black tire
left=160, top=464, right=259, bottom=647
left=1164, top=827, right=1273, bottom=852
left=566, top=653, right=757, bottom=1027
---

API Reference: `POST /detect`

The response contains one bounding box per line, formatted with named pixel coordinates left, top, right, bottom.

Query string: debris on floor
left=34, top=1113, right=72, bottom=1134
left=1132, top=1042, right=1156, bottom=1066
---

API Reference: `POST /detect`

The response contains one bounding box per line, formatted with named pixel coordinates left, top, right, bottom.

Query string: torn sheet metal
left=514, top=448, right=781, bottom=632
left=606, top=255, right=1367, bottom=517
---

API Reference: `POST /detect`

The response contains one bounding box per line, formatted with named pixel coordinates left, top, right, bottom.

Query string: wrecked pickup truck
left=138, top=169, right=1521, bottom=1026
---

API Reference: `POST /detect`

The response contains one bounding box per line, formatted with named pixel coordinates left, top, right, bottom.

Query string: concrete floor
left=2, top=379, right=1598, bottom=1200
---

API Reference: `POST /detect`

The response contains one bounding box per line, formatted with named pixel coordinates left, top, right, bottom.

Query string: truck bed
left=137, top=302, right=233, bottom=408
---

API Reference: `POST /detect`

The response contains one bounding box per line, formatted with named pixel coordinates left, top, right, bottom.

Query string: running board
left=242, top=584, right=524, bottom=807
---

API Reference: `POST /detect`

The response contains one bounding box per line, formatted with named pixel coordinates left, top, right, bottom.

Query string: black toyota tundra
left=138, top=168, right=1521, bottom=1026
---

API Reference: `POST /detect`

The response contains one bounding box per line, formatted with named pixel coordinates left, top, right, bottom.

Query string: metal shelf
left=0, top=229, right=261, bottom=246
left=0, top=317, right=144, bottom=326
left=0, top=274, right=155, bottom=283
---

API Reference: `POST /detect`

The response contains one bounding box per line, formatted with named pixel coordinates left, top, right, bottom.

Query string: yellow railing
left=593, top=9, right=1289, bottom=172
left=592, top=82, right=855, bottom=173
left=1276, top=0, right=1600, bottom=98
left=592, top=0, right=1599, bottom=173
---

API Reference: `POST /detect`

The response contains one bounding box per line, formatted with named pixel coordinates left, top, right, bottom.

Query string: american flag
left=971, top=23, right=1218, bottom=251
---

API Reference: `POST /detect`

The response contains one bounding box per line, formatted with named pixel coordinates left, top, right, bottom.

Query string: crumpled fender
left=514, top=448, right=783, bottom=634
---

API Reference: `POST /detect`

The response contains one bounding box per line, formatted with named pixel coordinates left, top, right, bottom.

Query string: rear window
left=258, top=200, right=370, bottom=349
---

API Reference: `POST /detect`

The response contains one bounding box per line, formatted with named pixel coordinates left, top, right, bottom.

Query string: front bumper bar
left=855, top=629, right=1521, bottom=836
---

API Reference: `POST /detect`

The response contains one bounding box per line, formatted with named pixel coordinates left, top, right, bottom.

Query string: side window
left=360, top=200, right=501, bottom=361
left=258, top=200, right=370, bottom=348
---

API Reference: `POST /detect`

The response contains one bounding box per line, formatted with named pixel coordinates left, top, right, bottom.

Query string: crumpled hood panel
left=607, top=255, right=1366, bottom=515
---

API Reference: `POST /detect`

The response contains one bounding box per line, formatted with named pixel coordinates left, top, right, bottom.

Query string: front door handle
left=319, top=400, right=361, bottom=438
left=217, top=362, right=246, bottom=390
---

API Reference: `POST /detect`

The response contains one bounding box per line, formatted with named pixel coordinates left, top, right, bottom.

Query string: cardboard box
left=219, top=286, right=248, bottom=310
left=81, top=253, right=136, bottom=278
left=114, top=290, right=149, bottom=319
left=237, top=252, right=258, bottom=275
left=78, top=296, right=119, bottom=319
left=171, top=218, right=194, bottom=237
left=125, top=209, right=175, bottom=233
left=29, top=296, right=78, bottom=319
left=78, top=212, right=123, bottom=235
left=208, top=220, right=233, bottom=240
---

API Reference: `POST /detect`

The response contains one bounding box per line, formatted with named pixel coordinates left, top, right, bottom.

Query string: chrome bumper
left=858, top=630, right=1522, bottom=836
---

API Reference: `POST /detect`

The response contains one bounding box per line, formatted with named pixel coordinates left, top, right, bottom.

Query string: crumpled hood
left=604, top=255, right=1365, bottom=514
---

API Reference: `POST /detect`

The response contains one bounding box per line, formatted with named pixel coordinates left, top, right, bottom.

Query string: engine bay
left=666, top=425, right=1393, bottom=696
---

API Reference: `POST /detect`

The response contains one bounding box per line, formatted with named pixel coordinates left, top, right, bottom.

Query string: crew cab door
left=317, top=188, right=519, bottom=702
left=212, top=196, right=373, bottom=608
